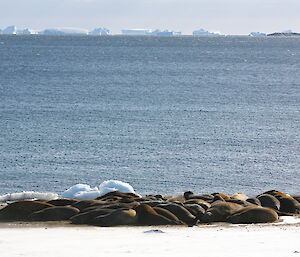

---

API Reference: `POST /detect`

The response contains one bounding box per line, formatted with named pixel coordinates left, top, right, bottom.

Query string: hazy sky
left=0, top=0, right=299, bottom=34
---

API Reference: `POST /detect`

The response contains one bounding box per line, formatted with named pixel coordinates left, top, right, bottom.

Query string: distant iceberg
left=151, top=29, right=181, bottom=36
left=39, top=27, right=89, bottom=35
left=2, top=25, right=17, bottom=35
left=249, top=32, right=267, bottom=37
left=121, top=29, right=152, bottom=35
left=89, top=27, right=110, bottom=35
left=17, top=28, right=37, bottom=35
left=193, top=28, right=222, bottom=36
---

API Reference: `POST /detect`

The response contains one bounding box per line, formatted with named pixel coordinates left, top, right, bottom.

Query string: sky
left=0, top=0, right=299, bottom=35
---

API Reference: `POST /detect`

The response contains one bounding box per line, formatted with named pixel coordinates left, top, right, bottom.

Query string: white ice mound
left=0, top=191, right=58, bottom=202
left=98, top=180, right=140, bottom=197
left=61, top=184, right=101, bottom=200
left=61, top=181, right=140, bottom=200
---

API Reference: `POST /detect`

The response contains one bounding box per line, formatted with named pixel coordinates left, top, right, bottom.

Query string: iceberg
left=2, top=25, right=17, bottom=35
left=249, top=32, right=267, bottom=37
left=193, top=28, right=221, bottom=36
left=89, top=27, right=110, bottom=35
left=0, top=191, right=58, bottom=202
left=121, top=29, right=152, bottom=35
left=17, top=28, right=37, bottom=35
left=39, top=27, right=88, bottom=35
left=151, top=29, right=181, bottom=36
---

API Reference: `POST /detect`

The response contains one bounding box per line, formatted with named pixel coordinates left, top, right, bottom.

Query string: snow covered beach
left=1, top=219, right=300, bottom=257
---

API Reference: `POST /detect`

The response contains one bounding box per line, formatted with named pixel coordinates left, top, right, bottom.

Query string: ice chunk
left=98, top=180, right=140, bottom=197
left=0, top=191, right=58, bottom=202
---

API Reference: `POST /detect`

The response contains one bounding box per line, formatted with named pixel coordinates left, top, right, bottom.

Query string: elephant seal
left=293, top=196, right=300, bottom=203
left=71, top=200, right=108, bottom=211
left=153, top=207, right=183, bottom=224
left=257, top=194, right=280, bottom=211
left=231, top=193, right=248, bottom=201
left=156, top=203, right=197, bottom=226
left=202, top=201, right=245, bottom=223
left=246, top=198, right=261, bottom=206
left=277, top=196, right=300, bottom=214
left=184, top=204, right=205, bottom=221
left=70, top=208, right=117, bottom=224
left=183, top=191, right=214, bottom=202
left=93, top=209, right=138, bottom=226
left=212, top=193, right=231, bottom=200
left=184, top=199, right=211, bottom=210
left=135, top=204, right=179, bottom=225
left=262, top=190, right=291, bottom=198
left=29, top=206, right=80, bottom=221
left=0, top=201, right=54, bottom=221
left=225, top=199, right=254, bottom=207
left=227, top=206, right=279, bottom=224
left=47, top=199, right=79, bottom=206
left=96, top=191, right=140, bottom=201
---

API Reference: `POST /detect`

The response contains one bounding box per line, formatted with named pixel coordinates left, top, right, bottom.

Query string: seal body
left=0, top=201, right=54, bottom=221
left=135, top=204, right=179, bottom=225
left=29, top=206, right=80, bottom=221
left=227, top=207, right=279, bottom=224
left=202, top=201, right=244, bottom=222
left=93, top=209, right=138, bottom=226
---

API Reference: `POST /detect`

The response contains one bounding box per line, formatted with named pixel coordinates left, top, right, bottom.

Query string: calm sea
left=0, top=35, right=299, bottom=196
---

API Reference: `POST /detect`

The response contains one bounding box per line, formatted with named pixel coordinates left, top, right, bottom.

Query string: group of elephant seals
left=0, top=189, right=299, bottom=226
left=0, top=201, right=54, bottom=221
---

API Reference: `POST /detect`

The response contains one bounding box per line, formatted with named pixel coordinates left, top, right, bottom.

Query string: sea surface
left=0, top=35, right=299, bottom=196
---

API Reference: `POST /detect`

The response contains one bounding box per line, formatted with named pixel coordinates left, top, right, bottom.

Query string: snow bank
left=98, top=180, right=139, bottom=197
left=0, top=224, right=299, bottom=257
left=0, top=191, right=58, bottom=202
left=61, top=180, right=140, bottom=199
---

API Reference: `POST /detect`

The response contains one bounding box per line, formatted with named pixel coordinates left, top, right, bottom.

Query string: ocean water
left=0, top=35, right=299, bottom=196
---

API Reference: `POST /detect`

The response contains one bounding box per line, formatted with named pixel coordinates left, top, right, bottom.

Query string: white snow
left=61, top=180, right=140, bottom=199
left=0, top=221, right=299, bottom=257
left=98, top=180, right=139, bottom=197
left=0, top=191, right=58, bottom=202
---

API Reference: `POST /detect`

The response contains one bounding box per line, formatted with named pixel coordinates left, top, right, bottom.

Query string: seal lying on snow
left=135, top=204, right=181, bottom=225
left=227, top=206, right=279, bottom=224
left=202, top=201, right=244, bottom=222
left=0, top=201, right=54, bottom=221
left=93, top=209, right=138, bottom=226
left=29, top=206, right=80, bottom=221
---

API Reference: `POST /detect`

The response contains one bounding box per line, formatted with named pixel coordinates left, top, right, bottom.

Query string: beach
left=1, top=217, right=300, bottom=257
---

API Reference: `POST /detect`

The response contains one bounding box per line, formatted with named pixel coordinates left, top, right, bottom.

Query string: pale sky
left=0, top=0, right=299, bottom=35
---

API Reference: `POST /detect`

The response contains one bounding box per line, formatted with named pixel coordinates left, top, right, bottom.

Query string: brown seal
left=47, top=198, right=80, bottom=206
left=153, top=207, right=183, bottom=224
left=156, top=203, right=197, bottom=225
left=93, top=209, right=138, bottom=226
left=257, top=194, right=280, bottom=211
left=227, top=206, right=279, bottom=224
left=202, top=201, right=244, bottom=222
left=29, top=206, right=80, bottom=221
left=0, top=201, right=54, bottom=221
left=135, top=204, right=179, bottom=225
left=70, top=208, right=116, bottom=224
left=277, top=196, right=300, bottom=214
